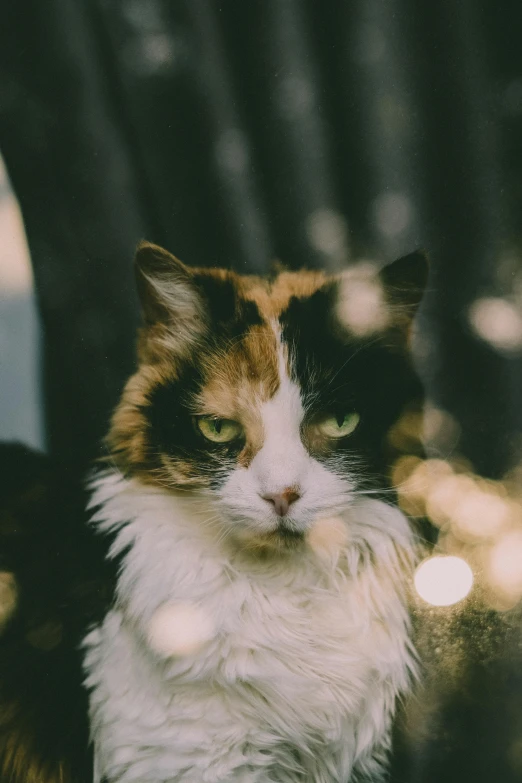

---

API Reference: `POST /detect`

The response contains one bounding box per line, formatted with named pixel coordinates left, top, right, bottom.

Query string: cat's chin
left=231, top=525, right=306, bottom=554
left=226, top=515, right=351, bottom=560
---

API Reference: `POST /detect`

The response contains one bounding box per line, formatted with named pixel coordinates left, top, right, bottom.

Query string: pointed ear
left=335, top=251, right=428, bottom=339
left=379, top=250, right=429, bottom=315
left=134, top=241, right=202, bottom=326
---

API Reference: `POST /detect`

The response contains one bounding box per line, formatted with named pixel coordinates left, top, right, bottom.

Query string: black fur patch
left=143, top=283, right=263, bottom=486
left=194, top=271, right=263, bottom=336
left=279, top=283, right=425, bottom=490
left=146, top=365, right=242, bottom=489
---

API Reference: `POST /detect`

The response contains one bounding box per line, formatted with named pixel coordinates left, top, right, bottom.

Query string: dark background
left=1, top=0, right=522, bottom=780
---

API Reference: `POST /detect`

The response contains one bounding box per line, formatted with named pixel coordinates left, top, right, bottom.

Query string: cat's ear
left=379, top=249, right=429, bottom=317
left=134, top=241, right=202, bottom=326
left=336, top=250, right=428, bottom=338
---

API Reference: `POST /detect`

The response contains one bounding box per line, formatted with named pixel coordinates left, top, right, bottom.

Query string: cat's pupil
left=214, top=419, right=222, bottom=434
left=335, top=413, right=345, bottom=428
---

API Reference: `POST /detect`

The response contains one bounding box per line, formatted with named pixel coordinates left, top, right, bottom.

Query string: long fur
left=85, top=470, right=417, bottom=783
left=0, top=246, right=429, bottom=783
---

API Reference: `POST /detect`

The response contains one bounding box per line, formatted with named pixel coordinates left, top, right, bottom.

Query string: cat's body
left=84, top=457, right=414, bottom=783
left=0, top=244, right=428, bottom=782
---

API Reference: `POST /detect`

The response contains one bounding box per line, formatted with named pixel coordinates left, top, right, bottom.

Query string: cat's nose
left=261, top=488, right=301, bottom=517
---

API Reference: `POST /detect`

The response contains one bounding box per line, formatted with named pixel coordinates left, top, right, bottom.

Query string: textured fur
left=85, top=471, right=416, bottom=783
left=83, top=245, right=427, bottom=783
left=0, top=245, right=429, bottom=783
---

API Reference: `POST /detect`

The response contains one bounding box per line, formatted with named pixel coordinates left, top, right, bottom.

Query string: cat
left=0, top=242, right=428, bottom=783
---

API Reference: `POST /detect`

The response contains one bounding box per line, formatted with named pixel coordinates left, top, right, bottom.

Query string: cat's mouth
left=235, top=521, right=306, bottom=553
left=274, top=522, right=305, bottom=545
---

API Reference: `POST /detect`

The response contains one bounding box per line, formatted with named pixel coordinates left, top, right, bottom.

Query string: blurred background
left=1, top=0, right=522, bottom=780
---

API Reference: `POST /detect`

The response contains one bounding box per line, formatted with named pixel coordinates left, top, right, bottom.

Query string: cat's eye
left=316, top=412, right=360, bottom=439
left=196, top=416, right=243, bottom=443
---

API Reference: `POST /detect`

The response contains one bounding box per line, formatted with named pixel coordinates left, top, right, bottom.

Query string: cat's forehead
left=195, top=268, right=335, bottom=403
left=150, top=264, right=389, bottom=412
left=236, top=268, right=329, bottom=319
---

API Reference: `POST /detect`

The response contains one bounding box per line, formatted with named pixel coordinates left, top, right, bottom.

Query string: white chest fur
left=84, top=472, right=416, bottom=783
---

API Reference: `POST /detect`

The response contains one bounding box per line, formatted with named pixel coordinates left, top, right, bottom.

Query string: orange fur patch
left=238, top=269, right=327, bottom=320
left=108, top=264, right=330, bottom=481
left=196, top=323, right=279, bottom=466
left=106, top=363, right=175, bottom=473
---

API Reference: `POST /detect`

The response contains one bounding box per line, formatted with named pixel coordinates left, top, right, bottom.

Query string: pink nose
left=262, top=488, right=301, bottom=517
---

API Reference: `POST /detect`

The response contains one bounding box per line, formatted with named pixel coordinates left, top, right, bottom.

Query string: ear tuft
left=134, top=241, right=200, bottom=326
left=379, top=249, right=429, bottom=311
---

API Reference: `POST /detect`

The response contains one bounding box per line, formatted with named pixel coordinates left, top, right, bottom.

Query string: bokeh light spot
left=469, top=297, right=522, bottom=353
left=215, top=129, right=249, bottom=173
left=488, top=530, right=522, bottom=603
left=336, top=263, right=389, bottom=337
left=414, top=556, right=473, bottom=607
left=352, top=24, right=386, bottom=64
left=278, top=75, right=314, bottom=117
left=372, top=192, right=412, bottom=238
left=306, top=209, right=348, bottom=258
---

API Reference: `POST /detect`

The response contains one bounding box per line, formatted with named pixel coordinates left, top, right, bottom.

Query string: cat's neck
left=88, top=468, right=416, bottom=628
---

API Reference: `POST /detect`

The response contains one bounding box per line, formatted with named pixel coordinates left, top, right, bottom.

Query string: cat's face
left=109, top=243, right=426, bottom=549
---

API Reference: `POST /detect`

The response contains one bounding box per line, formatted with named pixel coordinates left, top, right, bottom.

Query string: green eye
left=197, top=417, right=243, bottom=443
left=317, top=412, right=360, bottom=438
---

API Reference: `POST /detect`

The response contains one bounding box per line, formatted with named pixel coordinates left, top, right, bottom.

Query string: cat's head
left=108, top=242, right=427, bottom=549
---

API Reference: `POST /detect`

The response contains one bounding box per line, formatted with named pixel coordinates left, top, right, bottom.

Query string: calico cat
left=0, top=242, right=428, bottom=783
